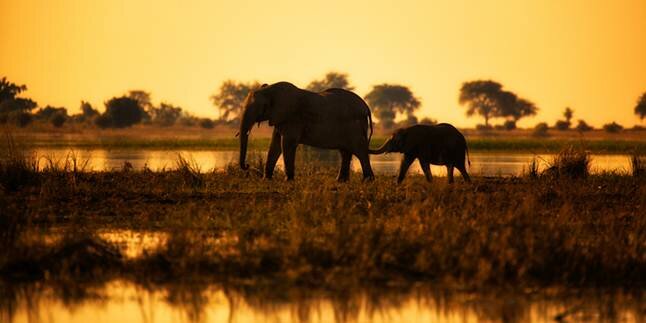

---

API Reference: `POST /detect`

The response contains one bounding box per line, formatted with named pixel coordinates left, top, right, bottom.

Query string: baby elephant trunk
left=369, top=139, right=392, bottom=154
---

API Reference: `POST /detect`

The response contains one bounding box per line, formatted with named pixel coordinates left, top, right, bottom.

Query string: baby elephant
left=370, top=124, right=471, bottom=183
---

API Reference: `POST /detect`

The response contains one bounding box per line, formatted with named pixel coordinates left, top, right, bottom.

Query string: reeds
left=548, top=146, right=591, bottom=179
left=631, top=153, right=645, bottom=177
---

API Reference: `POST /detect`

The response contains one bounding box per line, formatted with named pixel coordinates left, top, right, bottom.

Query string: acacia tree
left=460, top=80, right=537, bottom=128
left=635, top=92, right=646, bottom=121
left=0, top=77, right=37, bottom=126
left=210, top=80, right=260, bottom=123
left=306, top=72, right=354, bottom=92
left=364, top=84, right=420, bottom=130
left=459, top=80, right=503, bottom=127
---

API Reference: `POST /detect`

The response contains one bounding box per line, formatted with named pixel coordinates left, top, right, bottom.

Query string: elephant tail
left=367, top=113, right=373, bottom=143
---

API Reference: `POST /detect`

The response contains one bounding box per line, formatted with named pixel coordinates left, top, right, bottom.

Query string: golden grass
left=1, top=148, right=644, bottom=290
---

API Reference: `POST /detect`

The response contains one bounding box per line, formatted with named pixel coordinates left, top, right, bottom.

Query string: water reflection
left=29, top=148, right=632, bottom=177
left=4, top=281, right=642, bottom=323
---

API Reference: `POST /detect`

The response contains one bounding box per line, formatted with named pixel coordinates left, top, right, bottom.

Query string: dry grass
left=1, top=147, right=644, bottom=290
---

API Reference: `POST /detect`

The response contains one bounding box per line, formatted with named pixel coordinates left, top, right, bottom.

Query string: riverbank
left=5, top=126, right=646, bottom=153
left=2, top=153, right=644, bottom=290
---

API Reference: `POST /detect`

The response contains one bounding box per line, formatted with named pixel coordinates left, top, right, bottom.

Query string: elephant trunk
left=238, top=110, right=255, bottom=170
left=369, top=139, right=391, bottom=154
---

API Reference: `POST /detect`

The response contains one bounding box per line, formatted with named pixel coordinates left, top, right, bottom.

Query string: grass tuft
left=630, top=153, right=645, bottom=177
left=548, top=146, right=591, bottom=179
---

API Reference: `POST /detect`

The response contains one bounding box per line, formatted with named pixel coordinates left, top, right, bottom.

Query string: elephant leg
left=264, top=130, right=282, bottom=179
left=457, top=164, right=471, bottom=183
left=397, top=154, right=415, bottom=184
left=447, top=165, right=455, bottom=184
left=337, top=150, right=352, bottom=182
left=356, top=150, right=375, bottom=181
left=419, top=160, right=433, bottom=182
left=281, top=136, right=298, bottom=181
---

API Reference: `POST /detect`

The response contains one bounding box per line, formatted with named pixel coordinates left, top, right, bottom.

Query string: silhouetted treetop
left=635, top=92, right=646, bottom=121
left=364, top=84, right=421, bottom=130
left=210, top=80, right=260, bottom=122
left=98, top=96, right=146, bottom=128
left=306, top=72, right=354, bottom=92
left=459, top=80, right=537, bottom=127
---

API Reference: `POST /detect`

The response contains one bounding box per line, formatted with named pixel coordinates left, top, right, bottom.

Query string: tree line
left=1, top=74, right=645, bottom=131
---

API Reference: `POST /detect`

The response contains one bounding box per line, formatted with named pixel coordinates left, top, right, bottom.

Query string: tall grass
left=547, top=146, right=591, bottom=179
left=631, top=153, right=645, bottom=177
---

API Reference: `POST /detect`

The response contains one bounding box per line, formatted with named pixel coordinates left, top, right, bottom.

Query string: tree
left=306, top=72, right=354, bottom=92
left=603, top=122, right=623, bottom=133
left=364, top=84, right=421, bottom=130
left=555, top=107, right=574, bottom=130
left=51, top=112, right=67, bottom=127
left=99, top=96, right=146, bottom=128
left=635, top=92, right=646, bottom=121
left=210, top=80, right=260, bottom=122
left=73, top=101, right=100, bottom=123
left=150, top=102, right=182, bottom=126
left=460, top=80, right=537, bottom=128
left=575, top=119, right=593, bottom=132
left=459, top=80, right=503, bottom=127
left=0, top=77, right=37, bottom=127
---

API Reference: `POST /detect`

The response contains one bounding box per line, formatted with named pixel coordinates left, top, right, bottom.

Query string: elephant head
left=369, top=129, right=408, bottom=154
left=238, top=82, right=300, bottom=169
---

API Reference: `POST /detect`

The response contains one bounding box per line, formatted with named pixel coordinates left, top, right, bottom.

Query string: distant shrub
left=9, top=111, right=32, bottom=127
left=575, top=120, right=593, bottom=132
left=199, top=118, right=215, bottom=129
left=554, top=120, right=570, bottom=131
left=476, top=124, right=492, bottom=131
left=631, top=125, right=644, bottom=131
left=94, top=114, right=112, bottom=128
left=50, top=112, right=67, bottom=128
left=494, top=124, right=505, bottom=130
left=532, top=122, right=549, bottom=137
left=101, top=96, right=146, bottom=128
left=603, top=122, right=623, bottom=133
left=503, top=120, right=516, bottom=130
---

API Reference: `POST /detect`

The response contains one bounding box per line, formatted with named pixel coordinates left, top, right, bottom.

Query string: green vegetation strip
left=17, top=137, right=646, bottom=153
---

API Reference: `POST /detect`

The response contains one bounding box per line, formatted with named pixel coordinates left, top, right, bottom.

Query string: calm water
left=29, top=148, right=632, bottom=177
left=5, top=230, right=642, bottom=323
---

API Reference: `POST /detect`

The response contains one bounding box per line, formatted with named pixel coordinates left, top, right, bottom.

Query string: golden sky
left=1, top=0, right=644, bottom=127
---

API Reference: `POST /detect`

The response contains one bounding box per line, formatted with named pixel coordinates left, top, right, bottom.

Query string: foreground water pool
left=29, top=148, right=632, bottom=177
left=5, top=280, right=642, bottom=323
left=6, top=230, right=641, bottom=323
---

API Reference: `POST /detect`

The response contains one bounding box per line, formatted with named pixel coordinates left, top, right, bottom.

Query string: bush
left=503, top=120, right=516, bottom=130
left=199, top=118, right=215, bottom=129
left=575, top=120, right=593, bottom=132
left=51, top=112, right=67, bottom=128
left=9, top=111, right=32, bottom=127
left=603, top=122, right=623, bottom=133
left=419, top=117, right=437, bottom=125
left=101, top=96, right=146, bottom=128
left=554, top=120, right=570, bottom=130
left=532, top=122, right=549, bottom=137
left=631, top=125, right=644, bottom=131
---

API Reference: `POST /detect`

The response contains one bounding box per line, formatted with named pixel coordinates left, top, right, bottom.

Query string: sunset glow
left=1, top=0, right=644, bottom=127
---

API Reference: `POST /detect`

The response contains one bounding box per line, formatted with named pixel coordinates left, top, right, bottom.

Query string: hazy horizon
left=1, top=0, right=645, bottom=128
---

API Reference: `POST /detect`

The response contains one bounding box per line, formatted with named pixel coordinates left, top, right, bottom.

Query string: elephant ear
left=399, top=129, right=417, bottom=153
left=266, top=86, right=302, bottom=126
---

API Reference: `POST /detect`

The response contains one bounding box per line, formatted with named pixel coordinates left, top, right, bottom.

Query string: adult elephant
left=369, top=124, right=471, bottom=183
left=238, top=82, right=375, bottom=181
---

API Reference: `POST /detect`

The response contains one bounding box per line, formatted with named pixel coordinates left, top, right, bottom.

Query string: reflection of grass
left=1, top=148, right=644, bottom=290
left=9, top=136, right=646, bottom=153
